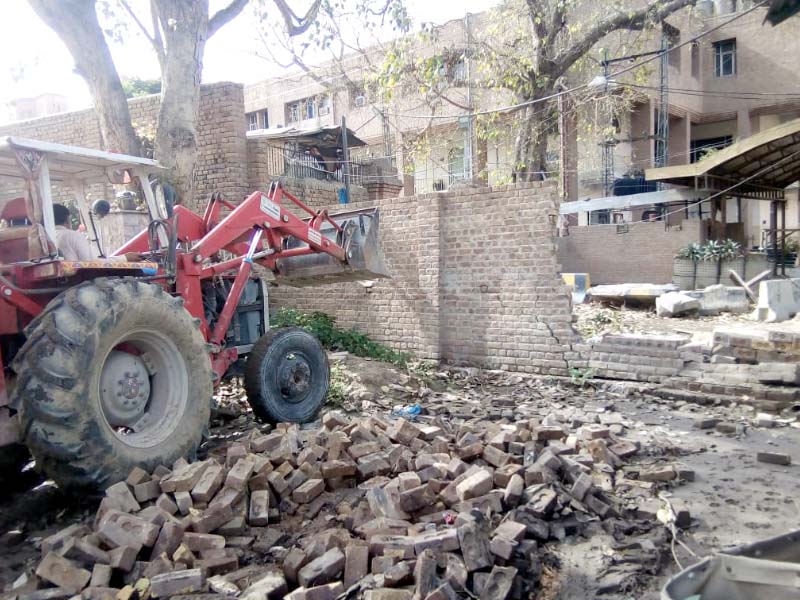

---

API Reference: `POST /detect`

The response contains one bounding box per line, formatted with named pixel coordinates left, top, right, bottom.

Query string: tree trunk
left=152, top=0, right=209, bottom=209
left=512, top=94, right=550, bottom=183
left=28, top=0, right=140, bottom=156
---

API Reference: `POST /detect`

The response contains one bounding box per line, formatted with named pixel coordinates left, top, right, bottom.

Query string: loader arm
left=191, top=184, right=346, bottom=265
left=134, top=182, right=389, bottom=382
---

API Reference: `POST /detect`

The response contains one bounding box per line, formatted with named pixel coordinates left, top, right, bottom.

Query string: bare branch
left=273, top=0, right=323, bottom=36
left=149, top=0, right=165, bottom=69
left=208, top=0, right=249, bottom=38
left=552, top=0, right=696, bottom=76
left=120, top=0, right=165, bottom=66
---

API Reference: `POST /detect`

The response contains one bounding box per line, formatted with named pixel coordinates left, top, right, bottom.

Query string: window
left=663, top=23, right=681, bottom=69
left=714, top=39, right=736, bottom=77
left=691, top=42, right=700, bottom=78
left=305, top=97, right=316, bottom=120
left=452, top=58, right=466, bottom=83
left=448, top=146, right=466, bottom=185
left=247, top=112, right=259, bottom=131
left=287, top=95, right=329, bottom=123
left=690, top=136, right=733, bottom=163
left=287, top=102, right=300, bottom=123
left=260, top=110, right=269, bottom=129
left=318, top=96, right=331, bottom=116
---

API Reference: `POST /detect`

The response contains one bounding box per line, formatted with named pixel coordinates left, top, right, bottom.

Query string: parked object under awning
left=246, top=124, right=367, bottom=156
left=646, top=117, right=800, bottom=200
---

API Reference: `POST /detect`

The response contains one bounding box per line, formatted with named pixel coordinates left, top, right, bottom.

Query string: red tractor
left=0, top=137, right=388, bottom=489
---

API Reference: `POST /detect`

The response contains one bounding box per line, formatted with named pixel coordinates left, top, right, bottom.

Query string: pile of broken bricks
left=18, top=411, right=695, bottom=600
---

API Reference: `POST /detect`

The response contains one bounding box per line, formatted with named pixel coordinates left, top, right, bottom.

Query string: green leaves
left=271, top=309, right=411, bottom=365
left=676, top=240, right=743, bottom=261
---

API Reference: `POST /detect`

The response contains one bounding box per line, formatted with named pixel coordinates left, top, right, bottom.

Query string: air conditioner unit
left=354, top=96, right=367, bottom=108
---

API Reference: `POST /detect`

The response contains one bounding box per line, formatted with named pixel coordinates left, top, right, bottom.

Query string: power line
left=379, top=0, right=770, bottom=121
left=622, top=82, right=800, bottom=101
left=620, top=148, right=800, bottom=225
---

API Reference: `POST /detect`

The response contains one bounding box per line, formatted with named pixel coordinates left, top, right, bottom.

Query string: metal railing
left=258, top=144, right=372, bottom=187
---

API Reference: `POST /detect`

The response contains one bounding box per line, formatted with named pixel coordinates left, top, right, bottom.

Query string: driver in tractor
left=53, top=203, right=141, bottom=262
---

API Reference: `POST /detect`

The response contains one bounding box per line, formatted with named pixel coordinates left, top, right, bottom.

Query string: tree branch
left=552, top=0, right=696, bottom=77
left=208, top=0, right=249, bottom=38
left=149, top=0, right=165, bottom=70
left=120, top=0, right=165, bottom=66
left=273, top=0, right=323, bottom=36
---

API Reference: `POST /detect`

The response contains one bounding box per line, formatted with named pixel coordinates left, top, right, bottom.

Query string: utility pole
left=598, top=44, right=671, bottom=197
left=464, top=12, right=474, bottom=181
left=600, top=49, right=617, bottom=198
left=341, top=115, right=351, bottom=204
left=655, top=35, right=670, bottom=172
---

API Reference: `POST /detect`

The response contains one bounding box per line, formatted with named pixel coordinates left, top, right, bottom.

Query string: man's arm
left=72, top=231, right=98, bottom=261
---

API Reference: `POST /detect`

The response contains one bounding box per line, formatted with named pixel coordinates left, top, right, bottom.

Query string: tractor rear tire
left=0, top=444, right=31, bottom=480
left=244, top=327, right=329, bottom=424
left=12, top=278, right=213, bottom=490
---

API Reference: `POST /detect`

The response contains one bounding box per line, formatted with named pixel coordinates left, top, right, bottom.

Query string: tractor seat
left=0, top=198, right=54, bottom=264
left=0, top=197, right=30, bottom=227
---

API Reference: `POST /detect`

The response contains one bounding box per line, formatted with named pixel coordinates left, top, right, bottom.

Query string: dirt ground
left=1, top=354, right=798, bottom=599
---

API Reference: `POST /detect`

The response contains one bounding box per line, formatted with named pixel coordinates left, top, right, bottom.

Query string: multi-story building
left=10, top=93, right=70, bottom=121
left=243, top=0, right=800, bottom=251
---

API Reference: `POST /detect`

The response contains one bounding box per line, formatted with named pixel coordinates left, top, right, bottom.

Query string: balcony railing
left=257, top=144, right=374, bottom=187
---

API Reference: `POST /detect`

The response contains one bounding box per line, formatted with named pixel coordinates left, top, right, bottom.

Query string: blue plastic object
left=141, top=266, right=158, bottom=276
left=337, top=188, right=348, bottom=204
left=391, top=404, right=422, bottom=419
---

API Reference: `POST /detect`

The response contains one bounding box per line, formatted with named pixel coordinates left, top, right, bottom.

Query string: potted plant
left=784, top=237, right=800, bottom=266
left=673, top=239, right=744, bottom=290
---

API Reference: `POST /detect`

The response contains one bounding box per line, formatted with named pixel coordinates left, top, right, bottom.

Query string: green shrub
left=676, top=239, right=742, bottom=261
left=271, top=308, right=411, bottom=365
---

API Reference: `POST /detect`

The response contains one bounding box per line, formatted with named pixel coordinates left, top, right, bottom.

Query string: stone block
left=457, top=523, right=492, bottom=572
left=344, top=544, right=369, bottom=588
left=36, top=553, right=91, bottom=594
left=249, top=490, right=271, bottom=526
left=293, top=479, right=325, bottom=504
left=456, top=471, right=493, bottom=501
left=753, top=279, right=800, bottom=322
left=149, top=568, right=205, bottom=597
left=297, top=548, right=345, bottom=587
left=757, top=451, right=791, bottom=466
left=656, top=292, right=701, bottom=318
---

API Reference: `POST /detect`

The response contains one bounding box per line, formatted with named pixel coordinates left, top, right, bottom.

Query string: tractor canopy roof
left=0, top=136, right=162, bottom=184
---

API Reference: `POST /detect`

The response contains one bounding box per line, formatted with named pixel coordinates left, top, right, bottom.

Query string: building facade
left=243, top=1, right=800, bottom=250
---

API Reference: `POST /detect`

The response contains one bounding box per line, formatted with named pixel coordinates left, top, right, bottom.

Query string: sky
left=0, top=0, right=500, bottom=123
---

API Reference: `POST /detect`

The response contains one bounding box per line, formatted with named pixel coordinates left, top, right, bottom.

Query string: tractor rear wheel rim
left=98, top=329, right=189, bottom=449
left=277, top=351, right=312, bottom=404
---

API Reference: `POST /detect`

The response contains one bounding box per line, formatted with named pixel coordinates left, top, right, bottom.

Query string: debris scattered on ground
left=656, top=292, right=702, bottom=318
left=756, top=451, right=792, bottom=466
left=5, top=376, right=706, bottom=600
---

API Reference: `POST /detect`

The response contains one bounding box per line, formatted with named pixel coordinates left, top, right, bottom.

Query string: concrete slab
left=656, top=292, right=701, bottom=318
left=752, top=278, right=800, bottom=322
left=686, top=285, right=750, bottom=315
left=588, top=284, right=679, bottom=305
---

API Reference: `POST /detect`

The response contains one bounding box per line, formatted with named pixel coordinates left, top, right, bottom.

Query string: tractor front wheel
left=13, top=279, right=212, bottom=490
left=244, top=327, right=329, bottom=423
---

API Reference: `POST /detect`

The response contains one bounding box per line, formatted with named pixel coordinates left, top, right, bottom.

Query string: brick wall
left=270, top=182, right=578, bottom=375
left=0, top=82, right=248, bottom=213
left=556, top=220, right=707, bottom=285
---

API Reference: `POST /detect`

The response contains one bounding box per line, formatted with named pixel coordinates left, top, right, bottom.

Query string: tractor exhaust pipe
left=274, top=207, right=390, bottom=286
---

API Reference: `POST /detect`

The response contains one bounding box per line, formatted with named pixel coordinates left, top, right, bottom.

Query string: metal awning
left=559, top=188, right=709, bottom=215
left=0, top=136, right=162, bottom=182
left=646, top=117, right=800, bottom=200
left=246, top=124, right=366, bottom=155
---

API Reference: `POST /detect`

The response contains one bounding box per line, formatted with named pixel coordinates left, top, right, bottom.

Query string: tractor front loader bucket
left=274, top=207, right=391, bottom=286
